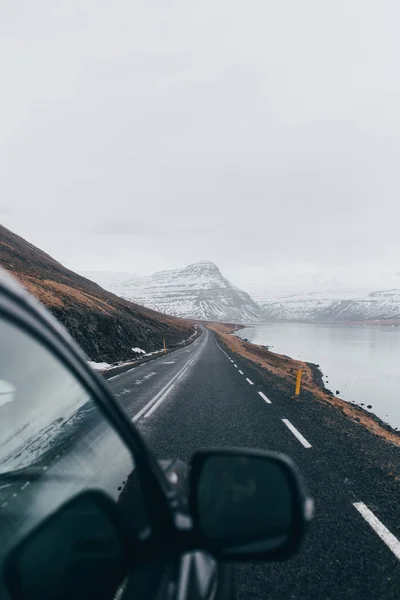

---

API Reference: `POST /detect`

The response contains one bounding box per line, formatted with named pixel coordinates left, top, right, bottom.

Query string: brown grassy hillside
left=0, top=225, right=194, bottom=362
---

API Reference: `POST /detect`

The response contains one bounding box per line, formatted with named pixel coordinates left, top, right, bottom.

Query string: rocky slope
left=0, top=225, right=194, bottom=362
left=86, top=262, right=265, bottom=323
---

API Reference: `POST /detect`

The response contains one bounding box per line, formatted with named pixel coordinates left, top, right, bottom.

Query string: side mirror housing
left=189, top=448, right=313, bottom=561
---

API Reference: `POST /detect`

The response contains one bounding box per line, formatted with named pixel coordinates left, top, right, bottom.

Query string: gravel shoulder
left=207, top=322, right=400, bottom=448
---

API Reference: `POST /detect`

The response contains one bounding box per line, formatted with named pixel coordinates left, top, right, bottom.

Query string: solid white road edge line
left=133, top=348, right=202, bottom=423
left=353, top=502, right=400, bottom=561
left=144, top=384, right=176, bottom=418
left=246, top=378, right=254, bottom=385
left=282, top=419, right=312, bottom=448
left=258, top=391, right=272, bottom=404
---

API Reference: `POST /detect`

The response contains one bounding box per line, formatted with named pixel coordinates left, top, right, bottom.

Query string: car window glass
left=0, top=316, right=139, bottom=580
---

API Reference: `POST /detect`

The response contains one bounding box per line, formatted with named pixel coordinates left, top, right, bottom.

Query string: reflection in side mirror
left=4, top=491, right=130, bottom=600
left=190, top=449, right=313, bottom=561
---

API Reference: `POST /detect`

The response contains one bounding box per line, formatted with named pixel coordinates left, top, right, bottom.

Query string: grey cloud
left=1, top=0, right=400, bottom=287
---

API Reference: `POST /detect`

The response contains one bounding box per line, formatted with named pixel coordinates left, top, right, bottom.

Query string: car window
left=0, top=315, right=136, bottom=575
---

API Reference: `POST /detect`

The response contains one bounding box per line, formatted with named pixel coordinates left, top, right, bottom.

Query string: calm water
left=236, top=323, right=400, bottom=430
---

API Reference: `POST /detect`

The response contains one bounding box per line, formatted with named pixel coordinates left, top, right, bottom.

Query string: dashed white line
left=234, top=364, right=238, bottom=368
left=258, top=391, right=272, bottom=404
left=282, top=419, right=311, bottom=448
left=353, top=502, right=400, bottom=561
left=246, top=378, right=254, bottom=385
left=21, top=481, right=31, bottom=491
left=238, top=370, right=244, bottom=375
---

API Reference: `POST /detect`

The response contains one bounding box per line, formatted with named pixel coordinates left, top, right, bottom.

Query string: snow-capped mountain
left=85, top=262, right=265, bottom=323
left=259, top=289, right=400, bottom=322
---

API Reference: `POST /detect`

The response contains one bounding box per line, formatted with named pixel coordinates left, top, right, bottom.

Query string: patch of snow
left=87, top=361, right=111, bottom=371
left=131, top=347, right=146, bottom=354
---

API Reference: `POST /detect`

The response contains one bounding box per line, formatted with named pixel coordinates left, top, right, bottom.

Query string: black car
left=0, top=270, right=313, bottom=600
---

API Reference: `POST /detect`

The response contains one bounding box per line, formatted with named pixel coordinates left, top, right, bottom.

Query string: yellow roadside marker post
left=295, top=368, right=302, bottom=399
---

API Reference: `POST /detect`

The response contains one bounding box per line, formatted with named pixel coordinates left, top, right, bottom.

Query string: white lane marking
left=258, top=391, right=272, bottom=404
left=135, top=372, right=156, bottom=386
left=246, top=378, right=254, bottom=385
left=282, top=419, right=312, bottom=448
left=109, top=365, right=138, bottom=380
left=42, top=465, right=48, bottom=471
left=107, top=336, right=203, bottom=382
left=0, top=483, right=12, bottom=491
left=162, top=361, right=176, bottom=364
left=238, top=370, right=244, bottom=375
left=353, top=502, right=400, bottom=561
left=1, top=502, right=8, bottom=508
left=144, top=384, right=175, bottom=418
left=133, top=348, right=202, bottom=423
left=234, top=364, right=237, bottom=368
left=21, top=481, right=31, bottom=491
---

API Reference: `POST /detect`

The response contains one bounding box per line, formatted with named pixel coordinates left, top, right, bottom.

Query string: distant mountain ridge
left=86, top=261, right=265, bottom=323
left=259, top=289, right=400, bottom=322
left=83, top=264, right=400, bottom=324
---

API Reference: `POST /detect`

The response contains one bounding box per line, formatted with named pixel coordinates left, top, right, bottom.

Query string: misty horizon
left=2, top=2, right=400, bottom=295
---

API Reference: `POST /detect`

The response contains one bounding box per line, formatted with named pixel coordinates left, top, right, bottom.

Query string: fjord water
left=236, top=323, right=400, bottom=430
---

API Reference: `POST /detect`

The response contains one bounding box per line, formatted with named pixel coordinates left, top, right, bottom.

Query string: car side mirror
left=189, top=449, right=313, bottom=561
left=4, top=491, right=131, bottom=600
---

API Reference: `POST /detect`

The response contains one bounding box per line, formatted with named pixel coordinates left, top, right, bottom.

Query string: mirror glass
left=196, top=454, right=293, bottom=550
left=5, top=492, right=127, bottom=600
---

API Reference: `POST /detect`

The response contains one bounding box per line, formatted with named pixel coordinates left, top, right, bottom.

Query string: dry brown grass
left=44, top=280, right=115, bottom=314
left=18, top=276, right=115, bottom=314
left=19, top=277, right=65, bottom=308
left=208, top=322, right=400, bottom=448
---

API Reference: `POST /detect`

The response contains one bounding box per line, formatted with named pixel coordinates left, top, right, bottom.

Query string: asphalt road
left=0, top=327, right=399, bottom=599
left=107, top=327, right=400, bottom=600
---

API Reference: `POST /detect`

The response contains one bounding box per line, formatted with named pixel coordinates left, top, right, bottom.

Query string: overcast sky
left=1, top=1, right=400, bottom=291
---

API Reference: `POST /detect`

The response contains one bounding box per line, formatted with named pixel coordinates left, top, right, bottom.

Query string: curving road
left=0, top=326, right=399, bottom=599
left=107, top=327, right=400, bottom=600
